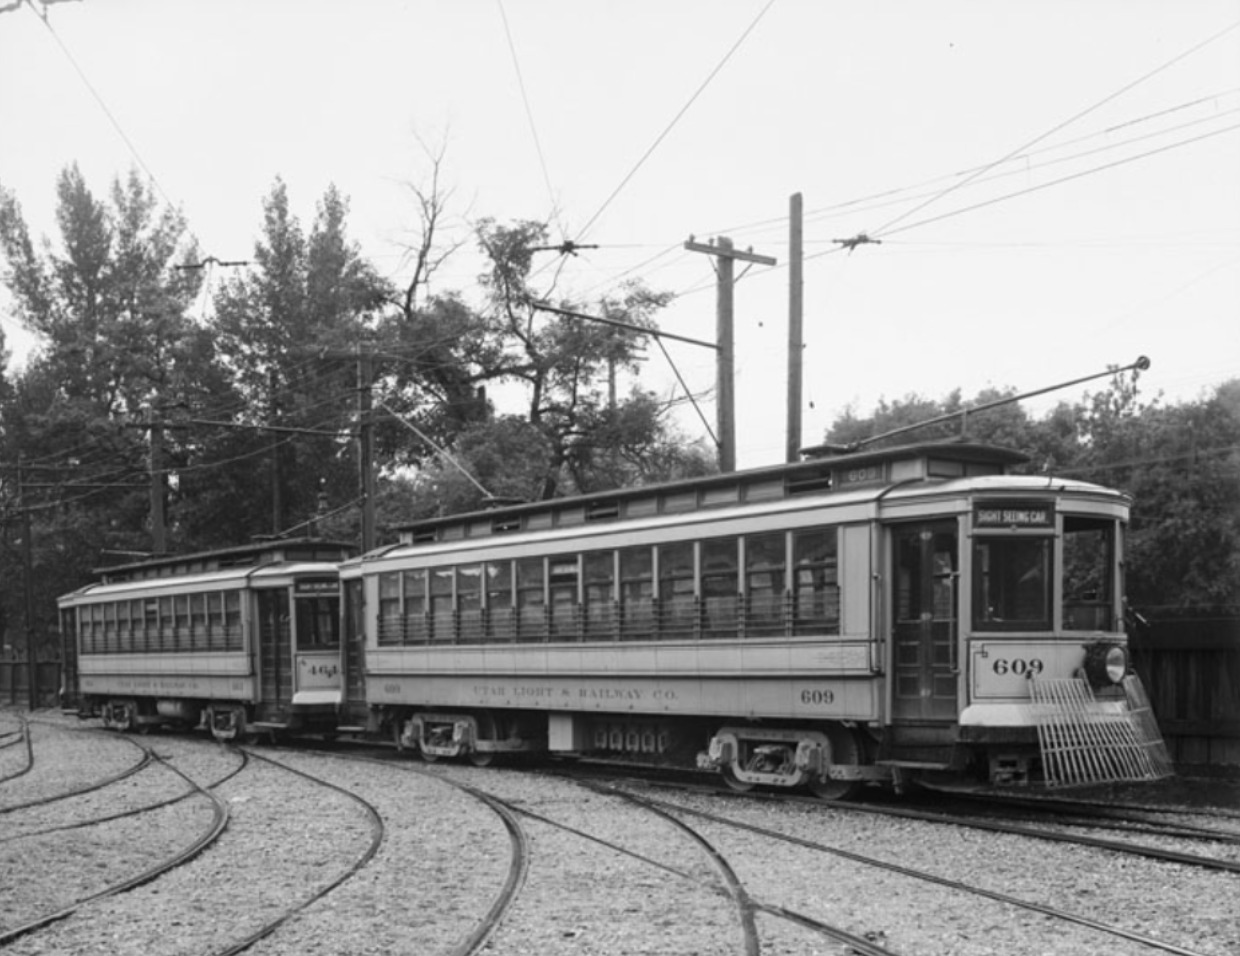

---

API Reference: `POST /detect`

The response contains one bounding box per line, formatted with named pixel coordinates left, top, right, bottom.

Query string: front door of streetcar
left=892, top=522, right=959, bottom=721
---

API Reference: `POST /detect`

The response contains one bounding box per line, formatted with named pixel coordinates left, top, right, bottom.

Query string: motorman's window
left=973, top=536, right=1052, bottom=631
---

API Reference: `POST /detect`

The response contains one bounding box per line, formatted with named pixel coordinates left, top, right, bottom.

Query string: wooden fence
left=1129, top=614, right=1240, bottom=772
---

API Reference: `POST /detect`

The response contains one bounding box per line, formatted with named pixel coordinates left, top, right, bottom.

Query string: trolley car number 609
left=991, top=658, right=1044, bottom=676
left=801, top=688, right=835, bottom=705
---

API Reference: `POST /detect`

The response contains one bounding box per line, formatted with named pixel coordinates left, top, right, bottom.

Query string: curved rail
left=0, top=747, right=231, bottom=947
left=634, top=789, right=1215, bottom=956
left=211, top=748, right=387, bottom=956
left=0, top=715, right=33, bottom=785
left=0, top=724, right=152, bottom=814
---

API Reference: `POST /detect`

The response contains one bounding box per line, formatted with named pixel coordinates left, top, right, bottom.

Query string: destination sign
left=974, top=501, right=1055, bottom=529
left=295, top=579, right=339, bottom=595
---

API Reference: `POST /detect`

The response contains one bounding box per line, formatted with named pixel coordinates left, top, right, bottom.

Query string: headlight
left=1082, top=640, right=1129, bottom=688
left=1104, top=645, right=1128, bottom=684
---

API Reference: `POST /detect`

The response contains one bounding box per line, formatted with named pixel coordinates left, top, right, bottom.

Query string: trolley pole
left=684, top=236, right=777, bottom=472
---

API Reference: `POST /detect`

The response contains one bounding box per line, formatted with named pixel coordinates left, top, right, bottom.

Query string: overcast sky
left=2, top=0, right=1237, bottom=468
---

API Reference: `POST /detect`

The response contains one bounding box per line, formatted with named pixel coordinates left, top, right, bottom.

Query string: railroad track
left=576, top=778, right=1230, bottom=956
left=0, top=741, right=229, bottom=947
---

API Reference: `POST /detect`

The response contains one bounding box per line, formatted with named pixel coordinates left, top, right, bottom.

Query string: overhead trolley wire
left=869, top=16, right=1240, bottom=240
left=573, top=0, right=776, bottom=244
left=27, top=0, right=177, bottom=212
left=496, top=0, right=563, bottom=237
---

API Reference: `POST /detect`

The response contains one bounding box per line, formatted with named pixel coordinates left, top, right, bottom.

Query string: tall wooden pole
left=357, top=349, right=376, bottom=553
left=18, top=458, right=36, bottom=708
left=787, top=193, right=804, bottom=463
left=684, top=236, right=777, bottom=472
left=148, top=406, right=167, bottom=553
left=715, top=238, right=736, bottom=472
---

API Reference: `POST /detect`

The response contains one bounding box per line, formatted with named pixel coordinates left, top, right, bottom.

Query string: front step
left=878, top=722, right=960, bottom=769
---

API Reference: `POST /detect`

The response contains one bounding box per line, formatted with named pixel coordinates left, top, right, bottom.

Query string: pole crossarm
left=683, top=238, right=777, bottom=266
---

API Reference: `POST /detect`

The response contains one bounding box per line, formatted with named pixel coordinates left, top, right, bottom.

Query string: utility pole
left=17, top=458, right=36, bottom=709
left=357, top=348, right=376, bottom=553
left=684, top=236, right=777, bottom=472
left=787, top=193, right=804, bottom=463
left=148, top=405, right=167, bottom=553
left=269, top=368, right=283, bottom=535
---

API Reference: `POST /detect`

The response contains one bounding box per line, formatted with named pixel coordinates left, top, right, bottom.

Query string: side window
left=378, top=572, right=401, bottom=645
left=430, top=568, right=455, bottom=642
left=402, top=569, right=427, bottom=644
left=1062, top=516, right=1115, bottom=631
left=458, top=564, right=483, bottom=643
left=583, top=551, right=615, bottom=639
left=486, top=560, right=514, bottom=641
left=793, top=528, right=840, bottom=635
left=224, top=591, right=243, bottom=650
left=516, top=557, right=545, bottom=641
left=619, top=546, right=655, bottom=640
left=548, top=557, right=580, bottom=640
left=745, top=532, right=786, bottom=637
left=658, top=542, right=696, bottom=638
left=973, top=537, right=1052, bottom=631
left=701, top=537, right=739, bottom=639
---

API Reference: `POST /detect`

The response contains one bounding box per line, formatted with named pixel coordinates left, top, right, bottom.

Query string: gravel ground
left=3, top=708, right=1238, bottom=956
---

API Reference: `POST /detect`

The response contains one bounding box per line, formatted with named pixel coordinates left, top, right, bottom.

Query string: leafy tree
left=208, top=179, right=389, bottom=539
left=0, top=164, right=214, bottom=655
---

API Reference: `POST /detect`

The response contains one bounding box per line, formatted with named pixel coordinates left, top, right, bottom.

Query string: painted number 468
left=991, top=658, right=1044, bottom=676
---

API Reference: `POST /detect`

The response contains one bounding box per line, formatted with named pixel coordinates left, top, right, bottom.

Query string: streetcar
left=59, top=538, right=354, bottom=740
left=344, top=440, right=1170, bottom=796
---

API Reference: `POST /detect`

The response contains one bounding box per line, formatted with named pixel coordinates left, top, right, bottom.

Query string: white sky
left=1, top=0, right=1238, bottom=469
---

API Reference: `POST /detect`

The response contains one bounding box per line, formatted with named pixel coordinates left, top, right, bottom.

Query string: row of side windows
left=76, top=591, right=244, bottom=654
left=375, top=528, right=840, bottom=646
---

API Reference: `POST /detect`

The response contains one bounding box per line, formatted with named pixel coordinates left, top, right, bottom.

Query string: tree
left=0, top=164, right=215, bottom=655
left=208, top=179, right=389, bottom=539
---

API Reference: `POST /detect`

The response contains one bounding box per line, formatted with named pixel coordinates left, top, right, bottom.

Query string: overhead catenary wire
left=869, top=16, right=1240, bottom=239
left=573, top=0, right=776, bottom=244
left=496, top=0, right=564, bottom=238
left=26, top=0, right=177, bottom=212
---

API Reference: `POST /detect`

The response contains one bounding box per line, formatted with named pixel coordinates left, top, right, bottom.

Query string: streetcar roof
left=90, top=537, right=355, bottom=584
left=389, top=441, right=1029, bottom=547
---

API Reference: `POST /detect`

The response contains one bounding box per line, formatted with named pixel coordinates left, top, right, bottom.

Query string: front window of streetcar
left=973, top=537, right=1052, bottom=631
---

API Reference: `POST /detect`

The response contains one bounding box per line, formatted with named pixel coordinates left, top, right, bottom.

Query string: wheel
left=807, top=725, right=864, bottom=801
left=420, top=752, right=440, bottom=763
left=721, top=764, right=756, bottom=792
left=469, top=751, right=495, bottom=767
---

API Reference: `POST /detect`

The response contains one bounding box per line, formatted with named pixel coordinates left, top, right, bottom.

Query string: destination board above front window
left=973, top=501, right=1055, bottom=530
